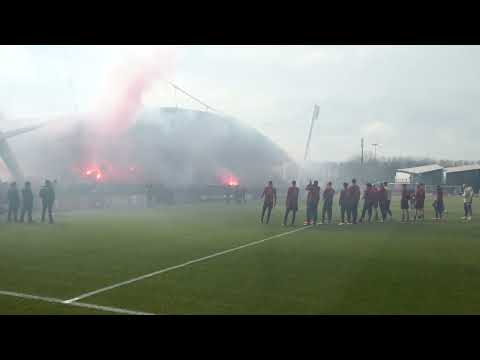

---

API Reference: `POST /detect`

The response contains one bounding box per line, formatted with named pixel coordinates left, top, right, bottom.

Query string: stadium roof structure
left=445, top=164, right=480, bottom=173
left=396, top=164, right=443, bottom=175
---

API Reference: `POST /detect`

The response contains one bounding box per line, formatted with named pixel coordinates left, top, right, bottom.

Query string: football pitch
left=0, top=196, right=479, bottom=315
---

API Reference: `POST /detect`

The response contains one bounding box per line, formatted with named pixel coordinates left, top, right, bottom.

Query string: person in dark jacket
left=39, top=180, right=55, bottom=224
left=20, top=181, right=34, bottom=223
left=7, top=182, right=20, bottom=223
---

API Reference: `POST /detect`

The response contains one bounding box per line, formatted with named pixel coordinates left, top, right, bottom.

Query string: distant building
left=395, top=164, right=444, bottom=185
left=445, top=164, right=480, bottom=193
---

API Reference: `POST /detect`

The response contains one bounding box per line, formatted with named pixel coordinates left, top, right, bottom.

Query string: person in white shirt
left=383, top=182, right=393, bottom=219
left=462, top=184, right=474, bottom=221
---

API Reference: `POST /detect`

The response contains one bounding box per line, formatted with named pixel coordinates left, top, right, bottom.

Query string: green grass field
left=0, top=196, right=479, bottom=314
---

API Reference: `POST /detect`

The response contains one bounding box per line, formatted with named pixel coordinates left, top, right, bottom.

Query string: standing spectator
left=7, top=182, right=20, bottom=223
left=462, top=183, right=474, bottom=221
left=20, top=181, right=34, bottom=223
left=321, top=182, right=335, bottom=224
left=39, top=180, right=55, bottom=224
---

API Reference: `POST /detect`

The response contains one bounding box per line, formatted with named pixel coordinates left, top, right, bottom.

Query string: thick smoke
left=5, top=47, right=297, bottom=188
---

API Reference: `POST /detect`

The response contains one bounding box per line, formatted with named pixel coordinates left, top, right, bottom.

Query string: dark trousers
left=7, top=205, right=19, bottom=222
left=261, top=203, right=273, bottom=224
left=360, top=201, right=373, bottom=222
left=322, top=201, right=333, bottom=223
left=306, top=202, right=318, bottom=224
left=283, top=208, right=297, bottom=225
left=386, top=200, right=392, bottom=217
left=42, top=202, right=54, bottom=223
left=464, top=202, right=473, bottom=217
left=340, top=204, right=348, bottom=223
left=20, top=205, right=33, bottom=223
left=379, top=200, right=387, bottom=221
left=348, top=201, right=359, bottom=224
left=434, top=201, right=444, bottom=218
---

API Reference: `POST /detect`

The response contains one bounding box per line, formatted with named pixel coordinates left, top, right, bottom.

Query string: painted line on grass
left=65, top=225, right=312, bottom=303
left=0, top=290, right=154, bottom=315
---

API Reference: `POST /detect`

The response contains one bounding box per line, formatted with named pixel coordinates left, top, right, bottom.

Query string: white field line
left=65, top=225, right=311, bottom=303
left=0, top=290, right=154, bottom=315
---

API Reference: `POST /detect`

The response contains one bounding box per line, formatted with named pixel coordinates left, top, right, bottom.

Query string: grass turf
left=0, top=196, right=479, bottom=314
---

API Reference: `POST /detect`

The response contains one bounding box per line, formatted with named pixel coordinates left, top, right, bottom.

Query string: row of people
left=260, top=180, right=471, bottom=226
left=6, top=180, right=56, bottom=224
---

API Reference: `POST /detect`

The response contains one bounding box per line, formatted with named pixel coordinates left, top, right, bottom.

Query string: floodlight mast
left=299, top=104, right=320, bottom=186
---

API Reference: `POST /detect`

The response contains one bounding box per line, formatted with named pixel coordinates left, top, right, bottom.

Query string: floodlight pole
left=372, top=143, right=379, bottom=161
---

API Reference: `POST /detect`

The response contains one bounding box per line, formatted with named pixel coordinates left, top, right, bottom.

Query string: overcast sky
left=1, top=45, right=479, bottom=163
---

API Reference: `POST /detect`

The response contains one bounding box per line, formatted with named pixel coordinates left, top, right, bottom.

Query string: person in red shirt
left=283, top=180, right=299, bottom=226
left=377, top=183, right=388, bottom=222
left=347, top=178, right=361, bottom=224
left=321, top=181, right=335, bottom=224
left=359, top=183, right=374, bottom=223
left=338, top=182, right=350, bottom=225
left=372, top=184, right=379, bottom=221
left=260, top=180, right=277, bottom=224
left=433, top=185, right=445, bottom=221
left=414, top=183, right=426, bottom=222
left=401, top=184, right=411, bottom=222
left=305, top=180, right=320, bottom=225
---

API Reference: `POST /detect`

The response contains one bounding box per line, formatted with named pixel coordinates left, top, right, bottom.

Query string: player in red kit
left=359, top=183, right=374, bottom=223
left=321, top=181, right=335, bottom=224
left=338, top=182, right=350, bottom=225
left=305, top=180, right=320, bottom=225
left=414, top=183, right=425, bottom=222
left=377, top=183, right=388, bottom=222
left=401, top=184, right=411, bottom=223
left=283, top=180, right=299, bottom=226
left=260, top=180, right=277, bottom=224
left=347, top=179, right=361, bottom=224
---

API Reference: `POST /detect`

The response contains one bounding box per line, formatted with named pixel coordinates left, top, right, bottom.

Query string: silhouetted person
left=347, top=179, right=361, bottom=224
left=283, top=180, right=299, bottom=226
left=20, top=181, right=34, bottom=223
left=359, top=183, right=374, bottom=223
left=339, top=182, right=349, bottom=225
left=401, top=184, right=411, bottom=222
left=146, top=184, right=154, bottom=208
left=383, top=181, right=393, bottom=219
left=321, top=181, right=335, bottom=224
left=241, top=186, right=247, bottom=203
left=462, top=183, right=474, bottom=221
left=7, top=182, right=20, bottom=223
left=305, top=180, right=320, bottom=225
left=433, top=185, right=444, bottom=221
left=414, top=183, right=426, bottom=222
left=39, top=180, right=55, bottom=224
left=260, top=181, right=277, bottom=224
left=234, top=185, right=242, bottom=204
left=377, top=183, right=388, bottom=222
